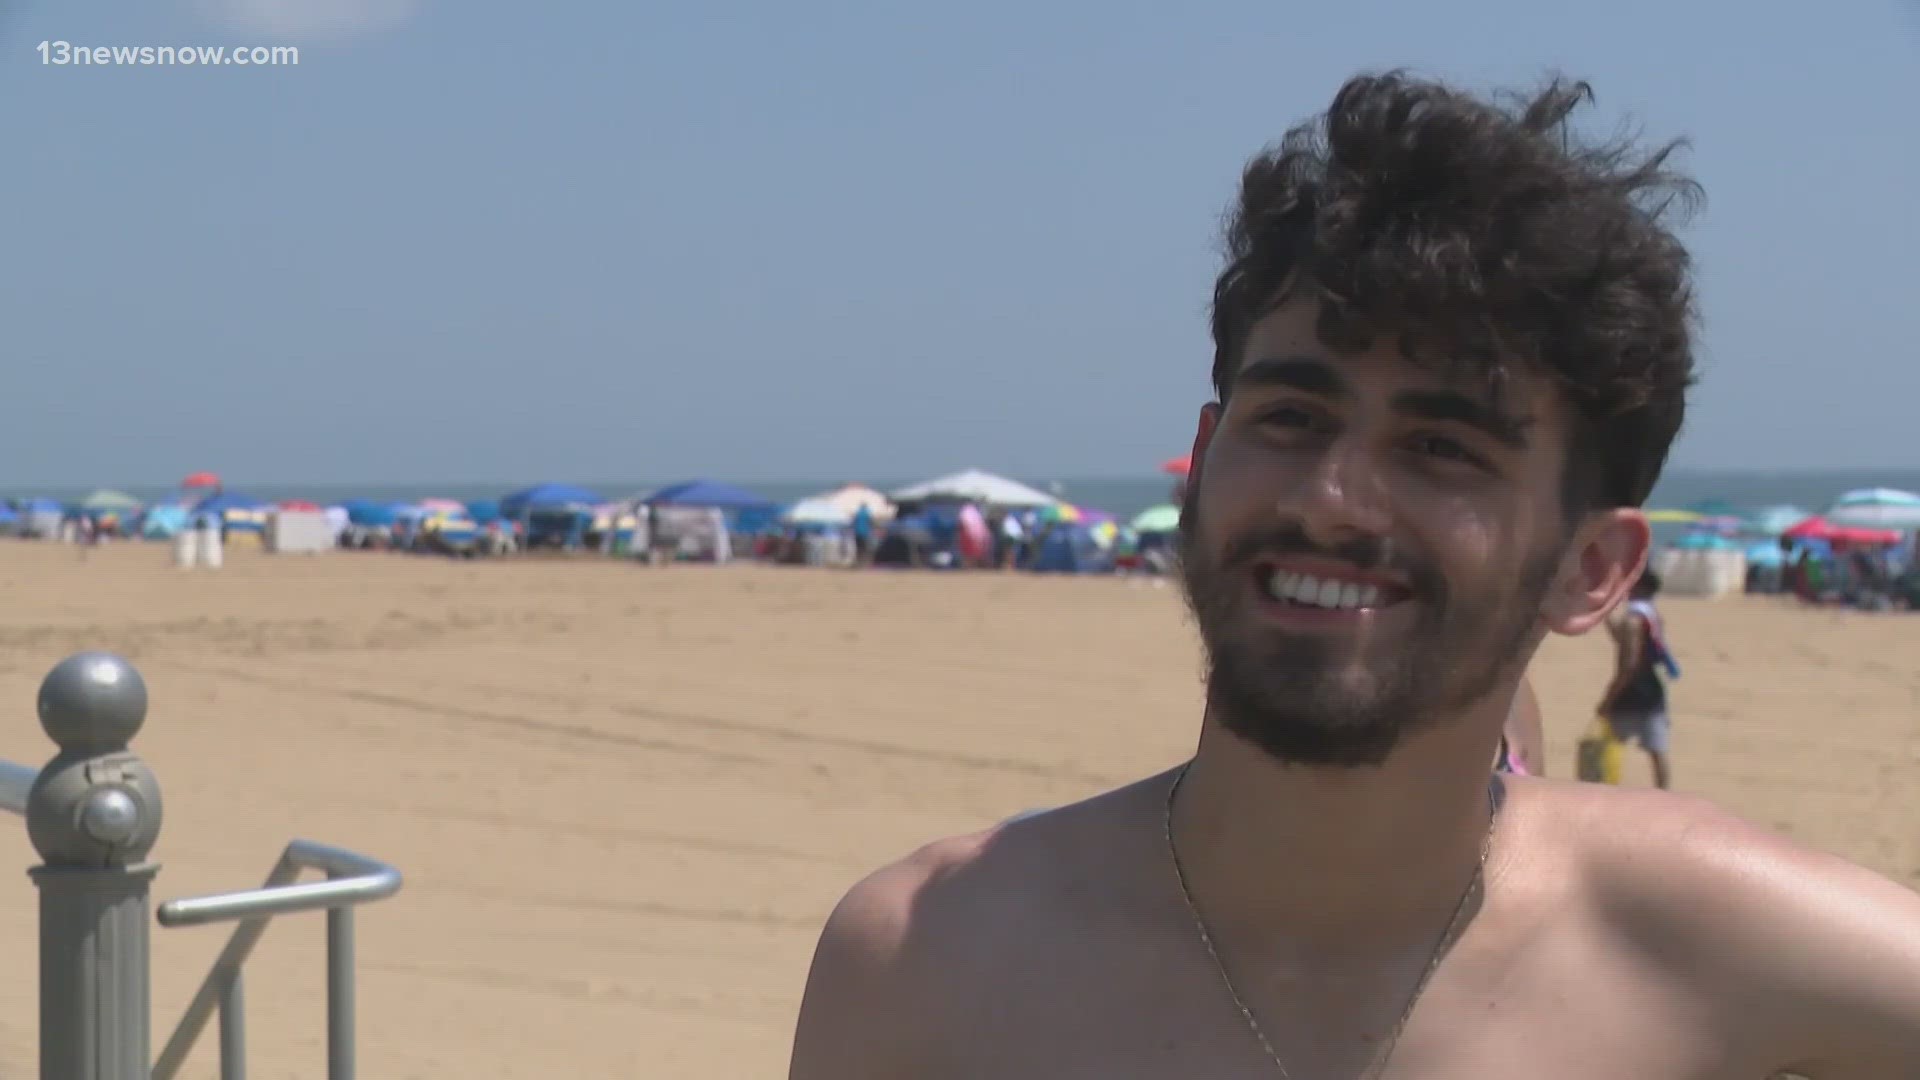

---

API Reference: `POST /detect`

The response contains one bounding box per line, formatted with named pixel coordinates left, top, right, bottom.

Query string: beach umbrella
left=1131, top=504, right=1181, bottom=533
left=1644, top=509, right=1701, bottom=524
left=341, top=499, right=401, bottom=527
left=1674, top=531, right=1735, bottom=550
left=181, top=471, right=221, bottom=491
left=1686, top=498, right=1743, bottom=518
left=782, top=497, right=854, bottom=526
left=80, top=489, right=142, bottom=512
left=1783, top=516, right=1902, bottom=546
left=1747, top=505, right=1814, bottom=536
left=1825, top=488, right=1920, bottom=530
left=1161, top=455, right=1191, bottom=477
left=800, top=484, right=896, bottom=523
left=888, top=469, right=1057, bottom=509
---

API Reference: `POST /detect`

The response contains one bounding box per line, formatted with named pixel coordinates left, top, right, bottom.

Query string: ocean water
left=25, top=468, right=1920, bottom=524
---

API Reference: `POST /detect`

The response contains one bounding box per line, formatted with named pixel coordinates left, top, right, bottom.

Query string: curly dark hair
left=1209, top=71, right=1701, bottom=511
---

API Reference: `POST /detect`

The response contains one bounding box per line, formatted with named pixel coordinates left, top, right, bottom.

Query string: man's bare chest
left=932, top=925, right=1771, bottom=1080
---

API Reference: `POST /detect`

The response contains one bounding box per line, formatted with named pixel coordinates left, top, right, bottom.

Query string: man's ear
left=1189, top=402, right=1222, bottom=484
left=1542, top=507, right=1651, bottom=637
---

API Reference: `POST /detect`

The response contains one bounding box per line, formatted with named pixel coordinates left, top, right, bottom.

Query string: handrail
left=158, top=839, right=402, bottom=926
left=0, top=759, right=37, bottom=816
left=152, top=840, right=402, bottom=1080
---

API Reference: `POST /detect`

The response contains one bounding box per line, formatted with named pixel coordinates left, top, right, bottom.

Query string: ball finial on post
left=27, top=652, right=162, bottom=868
left=37, top=652, right=148, bottom=756
left=26, top=651, right=165, bottom=1080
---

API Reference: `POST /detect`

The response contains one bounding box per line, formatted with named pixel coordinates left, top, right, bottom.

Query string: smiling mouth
left=1256, top=568, right=1412, bottom=611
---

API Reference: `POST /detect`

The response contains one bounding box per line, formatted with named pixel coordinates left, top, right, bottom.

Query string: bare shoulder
left=786, top=776, right=1168, bottom=1079
left=1540, top=781, right=1920, bottom=1075
left=785, top=828, right=994, bottom=1079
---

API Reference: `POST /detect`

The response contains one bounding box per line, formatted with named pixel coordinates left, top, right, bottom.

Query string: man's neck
left=1167, top=704, right=1507, bottom=950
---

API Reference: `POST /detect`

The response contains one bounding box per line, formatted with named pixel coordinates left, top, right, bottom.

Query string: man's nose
left=1290, top=438, right=1393, bottom=544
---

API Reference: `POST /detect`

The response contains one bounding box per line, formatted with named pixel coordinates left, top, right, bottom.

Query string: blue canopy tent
left=340, top=499, right=405, bottom=528
left=13, top=497, right=64, bottom=539
left=499, top=484, right=604, bottom=521
left=646, top=480, right=780, bottom=535
left=1030, top=523, right=1116, bottom=574
left=645, top=480, right=774, bottom=510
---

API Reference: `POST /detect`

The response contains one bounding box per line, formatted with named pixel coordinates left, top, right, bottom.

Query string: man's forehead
left=1236, top=344, right=1543, bottom=408
left=1240, top=306, right=1550, bottom=410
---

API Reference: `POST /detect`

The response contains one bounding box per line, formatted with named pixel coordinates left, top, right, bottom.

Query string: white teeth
left=1290, top=575, right=1321, bottom=604
left=1315, top=578, right=1342, bottom=607
left=1264, top=571, right=1387, bottom=610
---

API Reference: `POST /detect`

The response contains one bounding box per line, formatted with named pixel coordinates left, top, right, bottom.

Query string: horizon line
left=2, top=463, right=1915, bottom=492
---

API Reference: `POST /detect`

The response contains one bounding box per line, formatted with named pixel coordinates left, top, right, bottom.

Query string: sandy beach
left=0, top=541, right=1912, bottom=1078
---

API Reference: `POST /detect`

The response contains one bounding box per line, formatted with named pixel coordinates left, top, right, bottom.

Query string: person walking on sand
left=788, top=71, right=1920, bottom=1079
left=1599, top=569, right=1677, bottom=789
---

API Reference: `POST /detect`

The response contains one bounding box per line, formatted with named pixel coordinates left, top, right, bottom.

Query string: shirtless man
left=788, top=72, right=1920, bottom=1079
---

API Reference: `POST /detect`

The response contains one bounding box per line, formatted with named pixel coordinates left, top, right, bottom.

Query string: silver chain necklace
left=1163, top=762, right=1497, bottom=1079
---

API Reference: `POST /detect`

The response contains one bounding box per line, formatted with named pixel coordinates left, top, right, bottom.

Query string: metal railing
left=0, top=651, right=404, bottom=1080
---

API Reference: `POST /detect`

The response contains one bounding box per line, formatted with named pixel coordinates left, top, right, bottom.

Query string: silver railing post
left=25, top=652, right=163, bottom=1080
left=220, top=969, right=246, bottom=1080
left=327, top=905, right=354, bottom=1080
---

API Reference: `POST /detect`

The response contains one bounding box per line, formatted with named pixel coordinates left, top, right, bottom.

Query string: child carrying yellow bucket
left=1576, top=715, right=1625, bottom=784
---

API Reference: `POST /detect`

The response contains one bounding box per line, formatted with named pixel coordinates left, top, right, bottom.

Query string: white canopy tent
left=783, top=497, right=854, bottom=526
left=888, top=469, right=1057, bottom=509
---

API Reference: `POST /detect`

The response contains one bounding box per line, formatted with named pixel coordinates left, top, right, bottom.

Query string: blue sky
left=2, top=1, right=1915, bottom=486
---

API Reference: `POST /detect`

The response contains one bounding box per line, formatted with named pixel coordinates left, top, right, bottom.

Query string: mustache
left=1216, top=523, right=1410, bottom=576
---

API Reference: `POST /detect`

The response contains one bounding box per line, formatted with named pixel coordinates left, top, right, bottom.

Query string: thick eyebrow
left=1236, top=355, right=1532, bottom=450
left=1234, top=356, right=1346, bottom=396
left=1392, top=389, right=1533, bottom=449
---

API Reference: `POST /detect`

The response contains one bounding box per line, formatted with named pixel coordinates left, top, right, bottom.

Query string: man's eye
left=1411, top=434, right=1474, bottom=461
left=1258, top=406, right=1316, bottom=428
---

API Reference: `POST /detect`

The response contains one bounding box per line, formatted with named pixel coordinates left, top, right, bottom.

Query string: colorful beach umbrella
left=1131, top=504, right=1181, bottom=533
left=1783, top=516, right=1902, bottom=546
left=1643, top=509, right=1701, bottom=524
left=1825, top=488, right=1920, bottom=530
left=1747, top=505, right=1814, bottom=536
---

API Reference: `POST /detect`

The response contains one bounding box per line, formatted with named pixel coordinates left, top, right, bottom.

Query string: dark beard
left=1177, top=484, right=1561, bottom=769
